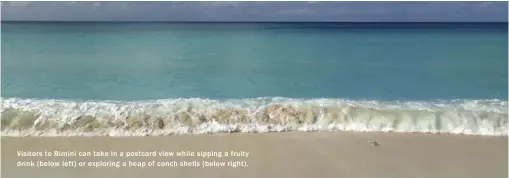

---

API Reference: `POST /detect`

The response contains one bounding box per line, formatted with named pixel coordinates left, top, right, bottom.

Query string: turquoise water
left=3, top=23, right=507, bottom=100
left=1, top=23, right=508, bottom=136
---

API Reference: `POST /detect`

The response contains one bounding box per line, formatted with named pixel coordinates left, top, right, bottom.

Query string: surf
left=1, top=97, right=507, bottom=136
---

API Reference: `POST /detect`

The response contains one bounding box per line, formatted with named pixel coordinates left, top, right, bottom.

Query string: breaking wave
left=1, top=97, right=507, bottom=136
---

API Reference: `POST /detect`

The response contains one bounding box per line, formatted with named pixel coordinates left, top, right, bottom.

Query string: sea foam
left=1, top=97, right=507, bottom=136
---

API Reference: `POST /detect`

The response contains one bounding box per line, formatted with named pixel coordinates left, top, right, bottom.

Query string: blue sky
left=1, top=1, right=507, bottom=22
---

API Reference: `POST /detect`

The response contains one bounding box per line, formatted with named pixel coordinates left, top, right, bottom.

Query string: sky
left=1, top=1, right=508, bottom=22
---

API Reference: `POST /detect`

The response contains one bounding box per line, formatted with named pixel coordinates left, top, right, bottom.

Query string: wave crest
left=1, top=97, right=507, bottom=136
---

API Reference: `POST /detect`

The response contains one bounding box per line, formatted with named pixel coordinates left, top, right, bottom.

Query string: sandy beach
left=1, top=132, right=507, bottom=178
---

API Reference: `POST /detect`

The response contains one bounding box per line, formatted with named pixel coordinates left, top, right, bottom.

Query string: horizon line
left=1, top=21, right=508, bottom=23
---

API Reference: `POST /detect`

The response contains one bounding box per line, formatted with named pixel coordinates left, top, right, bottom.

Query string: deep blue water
left=2, top=22, right=508, bottom=101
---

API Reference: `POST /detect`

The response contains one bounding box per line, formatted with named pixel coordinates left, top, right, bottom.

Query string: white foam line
left=1, top=97, right=507, bottom=136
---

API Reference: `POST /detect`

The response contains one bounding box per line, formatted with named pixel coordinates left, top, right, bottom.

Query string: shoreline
left=2, top=97, right=507, bottom=137
left=1, top=130, right=509, bottom=137
left=2, top=132, right=507, bottom=178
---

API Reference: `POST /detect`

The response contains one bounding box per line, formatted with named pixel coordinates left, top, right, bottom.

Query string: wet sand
left=2, top=132, right=507, bottom=178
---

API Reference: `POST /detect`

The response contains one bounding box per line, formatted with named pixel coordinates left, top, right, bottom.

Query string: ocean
left=1, top=22, right=507, bottom=136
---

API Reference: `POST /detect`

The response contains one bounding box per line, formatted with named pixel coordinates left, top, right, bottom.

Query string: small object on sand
left=368, top=140, right=380, bottom=146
